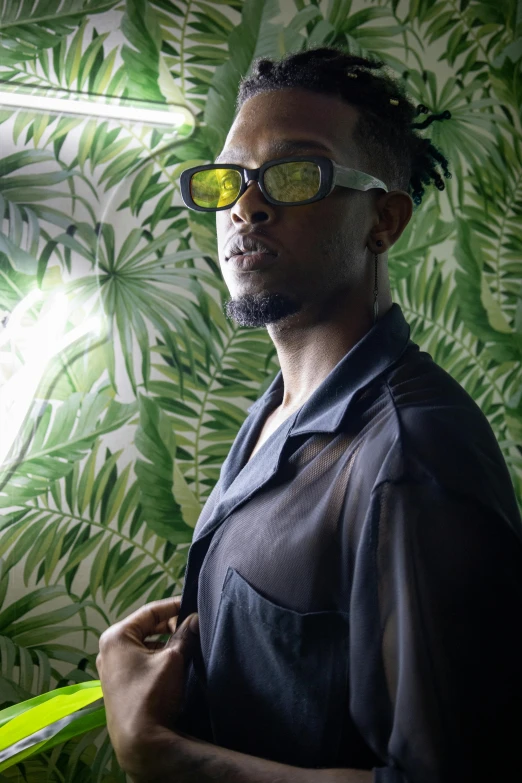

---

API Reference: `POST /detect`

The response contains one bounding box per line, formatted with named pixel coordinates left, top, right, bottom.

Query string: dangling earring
left=374, top=240, right=383, bottom=325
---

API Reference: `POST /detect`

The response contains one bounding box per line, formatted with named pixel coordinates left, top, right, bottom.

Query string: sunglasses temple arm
left=333, top=163, right=388, bottom=193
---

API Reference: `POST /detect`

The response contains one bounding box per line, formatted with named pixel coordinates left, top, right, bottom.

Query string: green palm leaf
left=0, top=392, right=137, bottom=505
left=404, top=67, right=512, bottom=211
left=203, top=0, right=281, bottom=157
left=120, top=0, right=166, bottom=103
left=329, top=4, right=411, bottom=62
left=0, top=255, right=37, bottom=315
left=453, top=215, right=522, bottom=362
left=0, top=681, right=104, bottom=772
left=0, top=447, right=186, bottom=616
left=0, top=583, right=101, bottom=699
left=135, top=393, right=199, bottom=545
left=457, top=127, right=522, bottom=335
left=418, top=0, right=513, bottom=70
left=0, top=150, right=89, bottom=275
left=0, top=705, right=108, bottom=778
left=0, top=634, right=52, bottom=698
left=0, top=194, right=40, bottom=276
left=0, top=0, right=121, bottom=67
left=63, top=220, right=216, bottom=393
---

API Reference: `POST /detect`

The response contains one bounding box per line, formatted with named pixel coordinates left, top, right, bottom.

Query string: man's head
left=214, top=47, right=452, bottom=331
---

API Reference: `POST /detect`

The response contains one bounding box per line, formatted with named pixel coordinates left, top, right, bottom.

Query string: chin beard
left=224, top=292, right=302, bottom=327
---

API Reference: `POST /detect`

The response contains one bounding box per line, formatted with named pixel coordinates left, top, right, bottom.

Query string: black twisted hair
left=235, top=47, right=452, bottom=208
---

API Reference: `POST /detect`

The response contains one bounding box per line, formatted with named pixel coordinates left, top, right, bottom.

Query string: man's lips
left=225, top=233, right=279, bottom=261
left=228, top=251, right=278, bottom=271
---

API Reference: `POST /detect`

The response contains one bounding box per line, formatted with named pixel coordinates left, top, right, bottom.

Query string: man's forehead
left=214, top=138, right=336, bottom=165
left=216, top=91, right=359, bottom=166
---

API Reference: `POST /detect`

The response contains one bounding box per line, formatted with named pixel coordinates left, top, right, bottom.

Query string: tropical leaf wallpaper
left=0, top=0, right=520, bottom=778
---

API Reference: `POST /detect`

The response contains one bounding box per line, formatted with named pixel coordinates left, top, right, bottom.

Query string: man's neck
left=267, top=298, right=392, bottom=412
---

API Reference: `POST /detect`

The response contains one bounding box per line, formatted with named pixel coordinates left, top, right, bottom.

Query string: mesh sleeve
left=349, top=477, right=522, bottom=783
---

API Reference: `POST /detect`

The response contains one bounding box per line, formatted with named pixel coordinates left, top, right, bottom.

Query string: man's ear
left=373, top=190, right=414, bottom=249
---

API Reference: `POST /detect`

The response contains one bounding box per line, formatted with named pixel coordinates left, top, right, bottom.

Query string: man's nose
left=232, top=179, right=273, bottom=221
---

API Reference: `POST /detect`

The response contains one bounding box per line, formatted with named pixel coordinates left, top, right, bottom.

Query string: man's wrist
left=121, top=727, right=183, bottom=783
left=124, top=728, right=374, bottom=783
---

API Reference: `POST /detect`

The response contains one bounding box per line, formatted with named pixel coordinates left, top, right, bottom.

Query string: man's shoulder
left=352, top=344, right=484, bottom=455
left=354, top=344, right=518, bottom=519
left=383, top=344, right=497, bottom=447
left=385, top=342, right=483, bottom=411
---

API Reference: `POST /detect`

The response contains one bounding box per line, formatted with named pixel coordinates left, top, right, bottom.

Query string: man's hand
left=96, top=599, right=375, bottom=783
left=96, top=596, right=199, bottom=778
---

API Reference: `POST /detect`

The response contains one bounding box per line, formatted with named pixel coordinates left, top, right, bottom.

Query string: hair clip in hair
left=389, top=98, right=399, bottom=105
left=346, top=72, right=358, bottom=78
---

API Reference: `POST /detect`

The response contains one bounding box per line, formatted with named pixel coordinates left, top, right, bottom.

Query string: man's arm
left=348, top=476, right=522, bottom=783
left=128, top=730, right=374, bottom=783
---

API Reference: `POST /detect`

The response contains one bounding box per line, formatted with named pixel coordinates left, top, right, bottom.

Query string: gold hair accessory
left=346, top=72, right=358, bottom=78
left=389, top=98, right=399, bottom=105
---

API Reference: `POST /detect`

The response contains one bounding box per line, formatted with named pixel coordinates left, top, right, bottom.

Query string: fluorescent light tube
left=0, top=90, right=187, bottom=127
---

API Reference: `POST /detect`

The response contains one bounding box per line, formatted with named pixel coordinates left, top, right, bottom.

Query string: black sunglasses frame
left=179, top=155, right=387, bottom=212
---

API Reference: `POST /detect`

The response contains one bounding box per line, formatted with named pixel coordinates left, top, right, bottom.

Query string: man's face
left=216, top=87, right=387, bottom=330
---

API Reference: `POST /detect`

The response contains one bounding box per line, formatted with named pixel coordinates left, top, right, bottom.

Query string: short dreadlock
left=235, top=47, right=452, bottom=209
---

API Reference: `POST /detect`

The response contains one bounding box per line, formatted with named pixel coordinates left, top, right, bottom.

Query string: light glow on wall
left=0, top=290, right=101, bottom=469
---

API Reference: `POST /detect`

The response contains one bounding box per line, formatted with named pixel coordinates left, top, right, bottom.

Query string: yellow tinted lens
left=190, top=168, right=242, bottom=208
left=264, top=161, right=320, bottom=202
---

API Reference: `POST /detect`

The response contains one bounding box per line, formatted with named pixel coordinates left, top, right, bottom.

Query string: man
left=96, top=50, right=522, bottom=783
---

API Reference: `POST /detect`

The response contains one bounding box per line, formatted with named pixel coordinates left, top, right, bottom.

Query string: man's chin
left=224, top=293, right=301, bottom=328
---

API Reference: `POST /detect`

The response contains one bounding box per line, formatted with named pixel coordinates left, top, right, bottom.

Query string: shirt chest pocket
left=206, top=566, right=350, bottom=769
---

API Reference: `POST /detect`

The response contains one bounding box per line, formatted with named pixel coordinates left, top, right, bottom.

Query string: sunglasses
left=179, top=155, right=388, bottom=212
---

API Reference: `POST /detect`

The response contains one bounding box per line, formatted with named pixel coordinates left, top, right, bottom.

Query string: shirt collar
left=247, top=303, right=411, bottom=436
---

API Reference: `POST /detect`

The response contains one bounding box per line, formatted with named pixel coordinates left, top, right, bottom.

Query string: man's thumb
left=166, top=613, right=199, bottom=649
